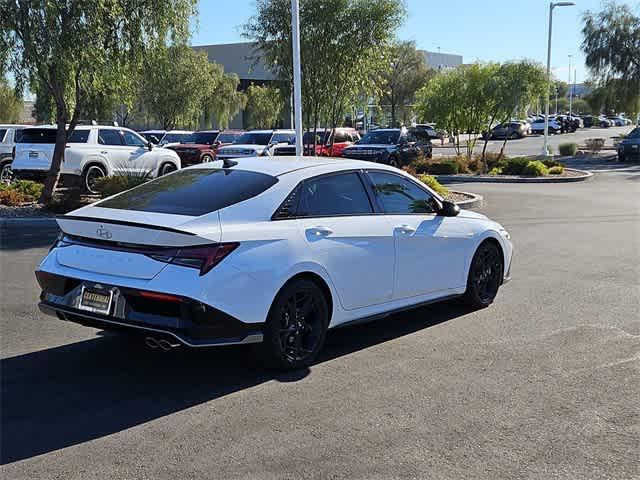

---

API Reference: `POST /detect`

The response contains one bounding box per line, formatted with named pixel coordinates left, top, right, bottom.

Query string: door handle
left=306, top=226, right=333, bottom=237
left=100, top=151, right=108, bottom=155
left=394, top=224, right=416, bottom=235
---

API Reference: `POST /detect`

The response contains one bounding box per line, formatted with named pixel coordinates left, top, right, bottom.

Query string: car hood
left=458, top=209, right=489, bottom=221
left=218, top=144, right=267, bottom=152
left=170, top=143, right=209, bottom=150
left=620, top=138, right=640, bottom=145
left=345, top=144, right=394, bottom=150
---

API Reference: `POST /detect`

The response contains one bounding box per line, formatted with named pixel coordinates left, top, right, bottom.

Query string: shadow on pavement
left=0, top=300, right=470, bottom=464
left=0, top=226, right=59, bottom=251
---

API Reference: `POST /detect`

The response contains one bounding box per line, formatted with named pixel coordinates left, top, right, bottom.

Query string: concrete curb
left=435, top=168, right=593, bottom=184
left=451, top=191, right=483, bottom=209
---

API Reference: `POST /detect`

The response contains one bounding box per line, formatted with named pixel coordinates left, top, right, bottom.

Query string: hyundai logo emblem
left=96, top=227, right=113, bottom=240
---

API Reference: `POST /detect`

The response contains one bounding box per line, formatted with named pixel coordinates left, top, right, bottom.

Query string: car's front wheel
left=462, top=241, right=503, bottom=308
left=201, top=154, right=213, bottom=163
left=262, top=278, right=329, bottom=370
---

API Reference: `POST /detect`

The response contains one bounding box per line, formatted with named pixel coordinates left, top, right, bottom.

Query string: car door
left=121, top=129, right=155, bottom=174
left=295, top=171, right=395, bottom=310
left=97, top=129, right=130, bottom=174
left=365, top=170, right=470, bottom=299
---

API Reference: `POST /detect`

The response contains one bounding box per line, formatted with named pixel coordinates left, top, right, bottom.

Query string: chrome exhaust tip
left=145, top=336, right=181, bottom=351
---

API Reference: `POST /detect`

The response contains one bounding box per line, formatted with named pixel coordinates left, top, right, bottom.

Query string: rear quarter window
left=98, top=168, right=279, bottom=216
left=18, top=128, right=89, bottom=143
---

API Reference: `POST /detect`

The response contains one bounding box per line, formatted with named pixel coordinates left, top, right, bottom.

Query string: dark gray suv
left=617, top=128, right=640, bottom=162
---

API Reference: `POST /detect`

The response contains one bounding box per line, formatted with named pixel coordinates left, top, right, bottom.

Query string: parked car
left=0, top=124, right=30, bottom=182
left=35, top=156, right=513, bottom=369
left=167, top=130, right=243, bottom=167
left=139, top=130, right=166, bottom=145
left=617, top=127, right=640, bottom=162
left=158, top=130, right=194, bottom=147
left=274, top=128, right=360, bottom=157
left=216, top=129, right=296, bottom=160
left=341, top=128, right=432, bottom=167
left=414, top=123, right=447, bottom=142
left=598, top=116, right=613, bottom=128
left=606, top=116, right=627, bottom=127
left=529, top=118, right=561, bottom=135
left=12, top=125, right=181, bottom=193
left=483, top=122, right=528, bottom=140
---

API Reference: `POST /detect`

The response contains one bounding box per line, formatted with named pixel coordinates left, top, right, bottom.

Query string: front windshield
left=183, top=132, right=219, bottom=144
left=161, top=133, right=191, bottom=144
left=359, top=130, right=400, bottom=145
left=234, top=132, right=272, bottom=145
left=626, top=128, right=640, bottom=139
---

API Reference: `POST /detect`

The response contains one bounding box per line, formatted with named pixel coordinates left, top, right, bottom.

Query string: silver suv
left=0, top=124, right=30, bottom=181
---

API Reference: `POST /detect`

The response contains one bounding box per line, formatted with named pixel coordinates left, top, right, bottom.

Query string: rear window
left=19, top=128, right=89, bottom=144
left=98, top=168, right=279, bottom=216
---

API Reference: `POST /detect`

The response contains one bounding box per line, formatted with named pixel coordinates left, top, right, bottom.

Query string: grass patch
left=548, top=165, right=564, bottom=175
left=522, top=160, right=549, bottom=177
left=0, top=180, right=44, bottom=206
left=558, top=142, right=578, bottom=156
left=93, top=171, right=152, bottom=198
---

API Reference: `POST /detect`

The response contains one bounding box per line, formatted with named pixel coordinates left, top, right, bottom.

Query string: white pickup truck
left=12, top=125, right=181, bottom=193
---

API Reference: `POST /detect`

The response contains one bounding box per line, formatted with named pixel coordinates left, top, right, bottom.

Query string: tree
left=1, top=0, right=197, bottom=203
left=244, top=84, right=283, bottom=130
left=582, top=2, right=640, bottom=118
left=0, top=75, right=22, bottom=123
left=379, top=41, right=434, bottom=127
left=244, top=0, right=404, bottom=137
left=140, top=45, right=215, bottom=130
left=204, top=68, right=247, bottom=129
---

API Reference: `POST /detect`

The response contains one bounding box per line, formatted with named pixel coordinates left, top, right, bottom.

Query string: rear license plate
left=78, top=286, right=114, bottom=315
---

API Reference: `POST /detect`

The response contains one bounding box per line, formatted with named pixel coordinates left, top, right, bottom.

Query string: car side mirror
left=438, top=200, right=460, bottom=217
left=147, top=141, right=153, bottom=151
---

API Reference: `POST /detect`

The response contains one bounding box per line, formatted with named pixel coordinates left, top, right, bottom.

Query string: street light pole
left=568, top=54, right=572, bottom=117
left=291, top=0, right=303, bottom=157
left=542, top=1, right=575, bottom=156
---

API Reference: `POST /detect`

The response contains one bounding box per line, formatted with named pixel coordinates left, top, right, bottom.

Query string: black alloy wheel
left=160, top=163, right=177, bottom=176
left=262, top=278, right=329, bottom=370
left=83, top=165, right=106, bottom=194
left=462, top=242, right=503, bottom=308
left=388, top=155, right=400, bottom=168
left=0, top=161, right=13, bottom=183
left=201, top=154, right=213, bottom=163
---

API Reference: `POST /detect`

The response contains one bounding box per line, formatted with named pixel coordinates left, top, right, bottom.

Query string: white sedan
left=36, top=157, right=513, bottom=369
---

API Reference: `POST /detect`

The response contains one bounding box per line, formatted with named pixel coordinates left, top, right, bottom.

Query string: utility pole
left=568, top=54, right=572, bottom=117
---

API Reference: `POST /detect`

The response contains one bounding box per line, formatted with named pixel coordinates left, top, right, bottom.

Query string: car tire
left=0, top=160, right=13, bottom=183
left=261, top=278, right=329, bottom=370
left=462, top=241, right=503, bottom=309
left=159, top=162, right=177, bottom=176
left=82, top=164, right=106, bottom=194
left=387, top=155, right=400, bottom=168
left=201, top=154, right=213, bottom=163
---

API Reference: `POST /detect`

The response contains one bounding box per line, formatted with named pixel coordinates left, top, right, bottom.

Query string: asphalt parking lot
left=434, top=125, right=631, bottom=157
left=1, top=164, right=639, bottom=479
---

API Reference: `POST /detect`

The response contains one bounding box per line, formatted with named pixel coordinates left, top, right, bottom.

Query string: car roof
left=189, top=155, right=398, bottom=178
left=0, top=124, right=30, bottom=128
left=164, top=130, right=193, bottom=134
left=367, top=128, right=402, bottom=132
left=194, top=129, right=220, bottom=133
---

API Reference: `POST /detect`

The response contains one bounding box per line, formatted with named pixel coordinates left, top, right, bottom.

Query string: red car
left=168, top=130, right=244, bottom=166
left=273, top=127, right=360, bottom=157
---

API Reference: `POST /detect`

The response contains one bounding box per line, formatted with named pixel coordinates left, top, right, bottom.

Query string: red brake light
left=169, top=242, right=239, bottom=276
left=137, top=291, right=183, bottom=303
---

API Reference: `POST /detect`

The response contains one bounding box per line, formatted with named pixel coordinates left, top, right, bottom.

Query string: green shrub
left=488, top=167, right=503, bottom=175
left=0, top=188, right=34, bottom=206
left=93, top=171, right=152, bottom=198
left=427, top=160, right=459, bottom=175
left=411, top=158, right=431, bottom=174
left=12, top=180, right=44, bottom=199
left=501, top=157, right=530, bottom=175
left=417, top=174, right=449, bottom=196
left=522, top=160, right=549, bottom=177
left=548, top=165, right=564, bottom=175
left=542, top=158, right=564, bottom=168
left=558, top=142, right=578, bottom=156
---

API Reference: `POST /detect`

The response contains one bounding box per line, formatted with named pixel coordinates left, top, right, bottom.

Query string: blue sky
left=193, top=0, right=637, bottom=84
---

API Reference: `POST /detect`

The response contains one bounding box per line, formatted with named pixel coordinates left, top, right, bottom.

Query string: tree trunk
left=39, top=112, right=67, bottom=204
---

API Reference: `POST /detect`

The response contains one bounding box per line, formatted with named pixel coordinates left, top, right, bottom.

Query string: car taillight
left=148, top=243, right=239, bottom=276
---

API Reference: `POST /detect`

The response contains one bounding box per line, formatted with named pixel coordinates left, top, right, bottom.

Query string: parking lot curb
left=435, top=168, right=593, bottom=184
left=451, top=191, right=483, bottom=209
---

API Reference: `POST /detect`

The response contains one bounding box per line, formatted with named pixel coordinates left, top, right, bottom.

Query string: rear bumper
left=37, top=272, right=264, bottom=347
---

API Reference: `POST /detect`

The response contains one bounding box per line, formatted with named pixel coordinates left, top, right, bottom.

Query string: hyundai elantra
left=36, top=157, right=512, bottom=369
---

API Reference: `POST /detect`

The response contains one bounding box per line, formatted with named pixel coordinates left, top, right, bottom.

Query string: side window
left=98, top=129, right=124, bottom=146
left=68, top=129, right=90, bottom=143
left=333, top=131, right=349, bottom=143
left=0, top=129, right=7, bottom=143
left=299, top=172, right=373, bottom=217
left=14, top=128, right=24, bottom=143
left=368, top=171, right=439, bottom=214
left=122, top=130, right=147, bottom=147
